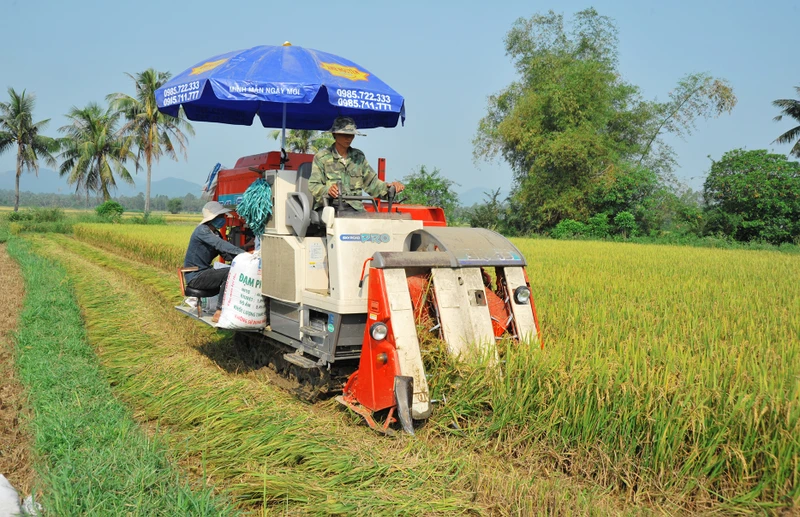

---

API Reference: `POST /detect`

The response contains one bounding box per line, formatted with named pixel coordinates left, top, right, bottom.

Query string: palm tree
left=772, top=86, right=800, bottom=157
left=0, top=88, right=58, bottom=211
left=270, top=129, right=334, bottom=153
left=58, top=103, right=136, bottom=203
left=107, top=69, right=193, bottom=213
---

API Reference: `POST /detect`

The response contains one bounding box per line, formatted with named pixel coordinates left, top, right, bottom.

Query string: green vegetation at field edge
left=6, top=236, right=237, bottom=516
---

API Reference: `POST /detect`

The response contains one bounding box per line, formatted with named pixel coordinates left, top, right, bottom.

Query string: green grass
left=625, top=233, right=800, bottom=253
left=7, top=237, right=237, bottom=516
left=548, top=231, right=800, bottom=253
left=1, top=208, right=176, bottom=239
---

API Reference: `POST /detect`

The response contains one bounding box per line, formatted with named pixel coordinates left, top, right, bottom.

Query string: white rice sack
left=216, top=251, right=267, bottom=329
left=0, top=474, right=21, bottom=516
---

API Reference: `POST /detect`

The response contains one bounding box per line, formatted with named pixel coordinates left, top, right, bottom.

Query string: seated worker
left=308, top=116, right=405, bottom=211
left=183, top=201, right=246, bottom=323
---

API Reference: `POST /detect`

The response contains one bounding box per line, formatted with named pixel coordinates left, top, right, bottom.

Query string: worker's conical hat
left=200, top=201, right=231, bottom=224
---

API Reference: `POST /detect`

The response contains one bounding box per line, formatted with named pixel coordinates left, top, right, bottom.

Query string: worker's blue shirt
left=183, top=223, right=244, bottom=283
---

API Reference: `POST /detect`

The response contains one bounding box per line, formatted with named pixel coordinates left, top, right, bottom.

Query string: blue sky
left=1, top=0, right=797, bottom=198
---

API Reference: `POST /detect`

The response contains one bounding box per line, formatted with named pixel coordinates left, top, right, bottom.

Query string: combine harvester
left=157, top=43, right=541, bottom=434
left=177, top=151, right=540, bottom=435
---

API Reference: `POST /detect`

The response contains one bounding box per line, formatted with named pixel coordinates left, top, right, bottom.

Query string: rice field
left=511, top=240, right=799, bottom=503
left=74, top=223, right=194, bottom=269
left=27, top=225, right=800, bottom=512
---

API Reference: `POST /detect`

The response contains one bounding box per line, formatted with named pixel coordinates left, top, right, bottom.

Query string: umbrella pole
left=280, top=103, right=287, bottom=170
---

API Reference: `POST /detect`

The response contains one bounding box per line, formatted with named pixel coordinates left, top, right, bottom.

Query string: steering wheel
left=324, top=181, right=406, bottom=213
left=323, top=181, right=381, bottom=213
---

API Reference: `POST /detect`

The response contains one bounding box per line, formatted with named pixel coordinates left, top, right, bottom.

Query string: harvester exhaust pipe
left=394, top=376, right=415, bottom=435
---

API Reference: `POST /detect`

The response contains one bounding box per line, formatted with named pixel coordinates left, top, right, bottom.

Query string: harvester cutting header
left=158, top=43, right=540, bottom=434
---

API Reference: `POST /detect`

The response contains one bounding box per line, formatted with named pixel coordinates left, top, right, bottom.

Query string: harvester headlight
left=514, top=286, right=531, bottom=305
left=370, top=322, right=389, bottom=341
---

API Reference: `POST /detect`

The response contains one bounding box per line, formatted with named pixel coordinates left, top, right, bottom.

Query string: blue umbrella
left=155, top=43, right=405, bottom=136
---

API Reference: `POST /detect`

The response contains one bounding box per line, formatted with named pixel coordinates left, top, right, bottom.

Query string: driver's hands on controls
left=327, top=184, right=340, bottom=198
left=328, top=181, right=404, bottom=199
left=388, top=181, right=405, bottom=194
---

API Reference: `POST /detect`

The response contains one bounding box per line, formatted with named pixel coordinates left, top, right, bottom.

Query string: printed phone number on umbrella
left=163, top=81, right=201, bottom=97
left=336, top=98, right=392, bottom=110
left=336, top=89, right=392, bottom=103
left=162, top=81, right=202, bottom=106
left=163, top=90, right=201, bottom=106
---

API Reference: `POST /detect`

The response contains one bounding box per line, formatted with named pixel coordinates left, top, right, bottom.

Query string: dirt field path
left=0, top=243, right=33, bottom=496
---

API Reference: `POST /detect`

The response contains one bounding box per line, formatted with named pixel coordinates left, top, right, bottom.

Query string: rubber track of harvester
left=231, top=332, right=357, bottom=403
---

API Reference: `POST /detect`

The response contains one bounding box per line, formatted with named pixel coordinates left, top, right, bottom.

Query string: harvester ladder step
left=300, top=325, right=327, bottom=337
left=283, top=352, right=319, bottom=369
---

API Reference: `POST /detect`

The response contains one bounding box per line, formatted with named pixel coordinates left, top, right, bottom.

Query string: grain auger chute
left=335, top=226, right=541, bottom=435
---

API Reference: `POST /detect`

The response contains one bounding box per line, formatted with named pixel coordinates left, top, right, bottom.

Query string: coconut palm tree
left=59, top=103, right=136, bottom=203
left=107, top=68, right=194, bottom=213
left=0, top=88, right=59, bottom=211
left=772, top=86, right=800, bottom=157
left=270, top=129, right=333, bottom=153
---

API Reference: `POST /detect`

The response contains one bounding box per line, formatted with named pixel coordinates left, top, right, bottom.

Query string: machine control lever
left=386, top=185, right=396, bottom=213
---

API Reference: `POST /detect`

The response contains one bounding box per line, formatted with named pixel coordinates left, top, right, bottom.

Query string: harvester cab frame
left=177, top=150, right=541, bottom=435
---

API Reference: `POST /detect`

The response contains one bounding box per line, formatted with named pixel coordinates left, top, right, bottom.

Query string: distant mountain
left=115, top=176, right=204, bottom=198
left=459, top=187, right=509, bottom=207
left=0, top=168, right=203, bottom=198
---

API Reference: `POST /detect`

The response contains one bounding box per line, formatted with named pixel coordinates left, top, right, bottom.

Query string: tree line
left=0, top=70, right=192, bottom=213
left=0, top=189, right=207, bottom=213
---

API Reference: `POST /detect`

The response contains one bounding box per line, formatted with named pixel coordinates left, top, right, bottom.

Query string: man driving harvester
left=309, top=116, right=405, bottom=211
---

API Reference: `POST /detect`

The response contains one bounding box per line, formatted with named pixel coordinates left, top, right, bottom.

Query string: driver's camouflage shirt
left=309, top=144, right=388, bottom=211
